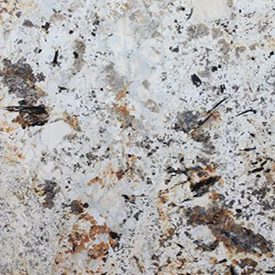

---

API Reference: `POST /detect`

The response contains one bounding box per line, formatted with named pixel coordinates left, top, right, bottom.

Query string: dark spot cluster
left=6, top=103, right=49, bottom=128
left=0, top=59, right=50, bottom=128
left=188, top=206, right=273, bottom=254
left=91, top=14, right=100, bottom=37
left=0, top=58, right=39, bottom=101
left=69, top=200, right=89, bottom=215
left=41, top=180, right=60, bottom=209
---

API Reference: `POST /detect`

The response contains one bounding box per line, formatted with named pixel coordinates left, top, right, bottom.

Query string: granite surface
left=0, top=0, right=274, bottom=274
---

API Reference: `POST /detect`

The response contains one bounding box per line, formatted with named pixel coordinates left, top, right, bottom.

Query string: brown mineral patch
left=79, top=213, right=97, bottom=225
left=239, top=258, right=258, bottom=268
left=102, top=163, right=121, bottom=183
left=126, top=154, right=138, bottom=177
left=89, top=224, right=109, bottom=240
left=158, top=190, right=169, bottom=204
left=191, top=129, right=211, bottom=143
left=187, top=164, right=221, bottom=197
left=0, top=7, right=8, bottom=18
left=115, top=169, right=125, bottom=180
left=88, top=241, right=109, bottom=260
left=206, top=110, right=221, bottom=125
left=54, top=253, right=65, bottom=266
left=11, top=104, right=49, bottom=128
left=187, top=206, right=273, bottom=254
left=158, top=257, right=186, bottom=275
left=68, top=228, right=90, bottom=254
left=88, top=176, right=103, bottom=185
left=4, top=147, right=25, bottom=164
left=113, top=103, right=135, bottom=128
left=0, top=121, right=15, bottom=133
left=159, top=227, right=176, bottom=246
left=197, top=110, right=222, bottom=131
left=0, top=1, right=23, bottom=22
left=69, top=200, right=85, bottom=215
left=0, top=0, right=35, bottom=23
left=264, top=161, right=275, bottom=184
left=157, top=190, right=177, bottom=246
left=157, top=190, right=170, bottom=222
left=158, top=207, right=168, bottom=223
left=115, top=88, right=127, bottom=101
left=238, top=258, right=258, bottom=274
left=209, top=192, right=223, bottom=202
left=62, top=214, right=118, bottom=256
left=63, top=112, right=81, bottom=131
left=133, top=256, right=146, bottom=273
left=84, top=269, right=96, bottom=275
left=195, top=240, right=219, bottom=252
left=54, top=211, right=118, bottom=275
left=205, top=164, right=216, bottom=173
left=88, top=165, right=126, bottom=187
left=231, top=259, right=239, bottom=266
left=116, top=104, right=130, bottom=116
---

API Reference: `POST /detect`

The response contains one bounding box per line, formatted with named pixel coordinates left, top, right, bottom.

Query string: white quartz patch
left=40, top=121, right=72, bottom=150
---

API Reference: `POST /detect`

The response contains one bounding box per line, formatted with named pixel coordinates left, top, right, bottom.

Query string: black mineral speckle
left=41, top=22, right=51, bottom=33
left=52, top=50, right=60, bottom=66
left=191, top=74, right=202, bottom=87
left=169, top=46, right=179, bottom=52
left=109, top=231, right=120, bottom=240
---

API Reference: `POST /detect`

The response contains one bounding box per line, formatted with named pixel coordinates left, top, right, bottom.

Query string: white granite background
left=0, top=0, right=274, bottom=274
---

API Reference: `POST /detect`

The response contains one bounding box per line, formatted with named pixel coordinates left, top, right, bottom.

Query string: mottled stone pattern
left=0, top=0, right=274, bottom=274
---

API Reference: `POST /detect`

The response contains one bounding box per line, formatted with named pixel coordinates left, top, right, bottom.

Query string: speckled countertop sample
left=0, top=0, right=274, bottom=274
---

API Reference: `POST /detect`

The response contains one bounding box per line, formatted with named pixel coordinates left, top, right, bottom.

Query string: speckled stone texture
left=0, top=0, right=274, bottom=274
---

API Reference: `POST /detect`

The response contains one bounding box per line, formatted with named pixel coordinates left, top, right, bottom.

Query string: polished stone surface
left=0, top=0, right=274, bottom=274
